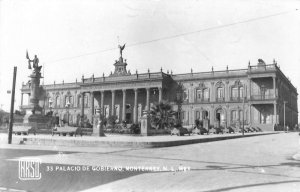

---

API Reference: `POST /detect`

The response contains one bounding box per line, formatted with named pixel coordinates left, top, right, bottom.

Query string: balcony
left=216, top=97, right=225, bottom=102
left=196, top=98, right=210, bottom=103
left=250, top=94, right=275, bottom=101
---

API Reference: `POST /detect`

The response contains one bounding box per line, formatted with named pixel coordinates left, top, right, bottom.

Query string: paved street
left=0, top=132, right=300, bottom=192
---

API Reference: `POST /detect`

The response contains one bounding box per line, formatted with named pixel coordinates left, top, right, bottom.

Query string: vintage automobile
left=192, top=127, right=208, bottom=135
left=171, top=127, right=190, bottom=136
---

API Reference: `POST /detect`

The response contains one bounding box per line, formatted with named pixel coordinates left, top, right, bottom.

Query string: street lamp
left=65, top=100, right=71, bottom=126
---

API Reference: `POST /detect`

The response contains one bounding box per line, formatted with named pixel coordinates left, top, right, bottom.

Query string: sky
left=0, top=0, right=299, bottom=120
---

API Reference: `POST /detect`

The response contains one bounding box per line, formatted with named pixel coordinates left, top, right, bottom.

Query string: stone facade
left=20, top=55, right=298, bottom=131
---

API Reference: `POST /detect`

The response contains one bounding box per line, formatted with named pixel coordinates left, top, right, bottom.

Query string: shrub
left=107, top=115, right=118, bottom=125
left=129, top=124, right=140, bottom=134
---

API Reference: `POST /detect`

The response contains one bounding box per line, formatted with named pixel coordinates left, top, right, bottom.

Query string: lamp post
left=65, top=100, right=70, bottom=126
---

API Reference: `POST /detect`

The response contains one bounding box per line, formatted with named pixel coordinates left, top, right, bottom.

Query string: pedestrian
left=286, top=125, right=289, bottom=133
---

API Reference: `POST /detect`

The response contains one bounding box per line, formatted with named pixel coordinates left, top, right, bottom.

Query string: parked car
left=193, top=127, right=208, bottom=135
left=209, top=127, right=223, bottom=134
left=171, top=127, right=190, bottom=136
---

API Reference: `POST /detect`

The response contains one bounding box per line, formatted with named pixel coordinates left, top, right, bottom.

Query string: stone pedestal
left=92, top=115, right=105, bottom=137
left=29, top=72, right=43, bottom=114
left=140, top=115, right=150, bottom=136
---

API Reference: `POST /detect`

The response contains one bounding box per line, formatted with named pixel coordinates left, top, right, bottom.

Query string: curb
left=14, top=132, right=278, bottom=148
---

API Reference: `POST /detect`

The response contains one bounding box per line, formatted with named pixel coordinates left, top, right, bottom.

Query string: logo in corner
left=18, top=158, right=42, bottom=180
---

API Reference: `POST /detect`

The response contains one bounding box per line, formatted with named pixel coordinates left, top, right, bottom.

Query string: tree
left=150, top=101, right=176, bottom=129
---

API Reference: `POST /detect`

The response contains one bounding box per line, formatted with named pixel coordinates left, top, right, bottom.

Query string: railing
left=216, top=97, right=225, bottom=102
left=248, top=64, right=277, bottom=72
left=85, top=72, right=164, bottom=83
left=196, top=98, right=210, bottom=103
left=251, top=95, right=275, bottom=100
left=230, top=97, right=243, bottom=102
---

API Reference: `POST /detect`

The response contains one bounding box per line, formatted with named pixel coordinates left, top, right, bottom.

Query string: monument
left=140, top=111, right=150, bottom=136
left=26, top=51, right=43, bottom=114
left=23, top=51, right=53, bottom=131
left=92, top=108, right=105, bottom=137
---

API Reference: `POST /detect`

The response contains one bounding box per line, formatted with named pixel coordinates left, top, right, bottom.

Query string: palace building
left=20, top=49, right=298, bottom=132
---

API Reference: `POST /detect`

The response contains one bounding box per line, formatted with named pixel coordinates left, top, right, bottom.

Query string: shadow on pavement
left=0, top=148, right=148, bottom=192
left=201, top=180, right=300, bottom=192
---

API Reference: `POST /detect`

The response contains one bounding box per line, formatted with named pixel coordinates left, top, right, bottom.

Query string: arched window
left=196, top=90, right=203, bottom=100
left=183, top=90, right=188, bottom=101
left=84, top=95, right=88, bottom=107
left=55, top=96, right=60, bottom=108
left=239, top=87, right=244, bottom=98
left=231, top=80, right=244, bottom=101
left=239, top=110, right=243, bottom=122
left=77, top=95, right=83, bottom=108
left=69, top=96, right=73, bottom=107
left=65, top=96, right=69, bottom=107
left=203, top=89, right=209, bottom=100
left=232, top=87, right=238, bottom=98
left=231, top=110, right=237, bottom=122
left=217, top=87, right=224, bottom=101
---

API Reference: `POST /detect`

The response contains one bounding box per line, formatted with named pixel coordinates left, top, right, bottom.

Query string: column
left=21, top=93, right=24, bottom=107
left=111, top=90, right=115, bottom=116
left=122, top=89, right=126, bottom=121
left=100, top=91, right=104, bottom=115
left=274, top=102, right=277, bottom=125
left=210, top=82, right=214, bottom=102
left=210, top=105, right=215, bottom=125
left=133, top=89, right=138, bottom=123
left=80, top=92, right=84, bottom=124
left=158, top=87, right=162, bottom=103
left=28, top=94, right=31, bottom=105
left=90, top=91, right=94, bottom=123
left=225, top=81, right=229, bottom=102
left=146, top=88, right=150, bottom=111
left=248, top=78, right=251, bottom=100
left=273, top=77, right=276, bottom=98
left=248, top=104, right=252, bottom=125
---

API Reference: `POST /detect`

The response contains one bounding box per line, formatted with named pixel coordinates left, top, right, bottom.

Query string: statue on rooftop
left=118, top=44, right=126, bottom=57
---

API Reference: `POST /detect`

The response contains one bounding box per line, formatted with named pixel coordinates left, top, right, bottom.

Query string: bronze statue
left=26, top=51, right=42, bottom=73
left=118, top=44, right=126, bottom=57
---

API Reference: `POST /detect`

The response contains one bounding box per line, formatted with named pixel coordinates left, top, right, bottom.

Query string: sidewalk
left=0, top=132, right=278, bottom=148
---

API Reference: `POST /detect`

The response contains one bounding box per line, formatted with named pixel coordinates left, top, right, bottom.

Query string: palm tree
left=150, top=101, right=176, bottom=129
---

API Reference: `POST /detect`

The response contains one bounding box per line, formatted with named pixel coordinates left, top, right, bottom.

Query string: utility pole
left=8, top=67, right=17, bottom=144
left=284, top=101, right=287, bottom=132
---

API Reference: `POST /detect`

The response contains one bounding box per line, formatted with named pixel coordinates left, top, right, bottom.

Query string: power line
left=46, top=9, right=298, bottom=64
